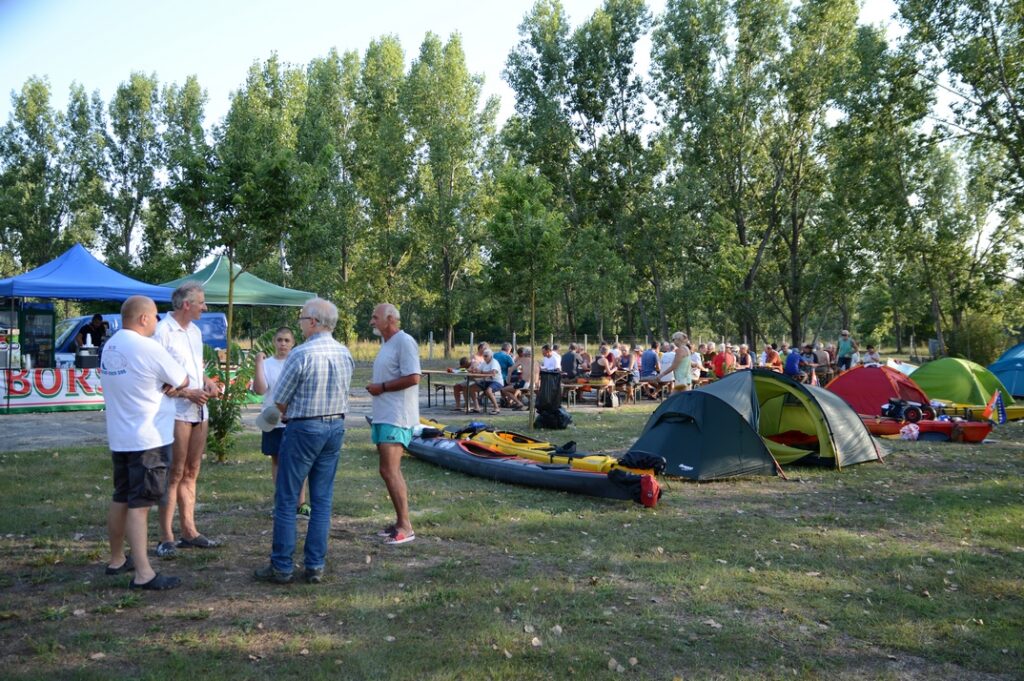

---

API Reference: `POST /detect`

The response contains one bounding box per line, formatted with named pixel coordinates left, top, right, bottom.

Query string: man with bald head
left=366, top=303, right=421, bottom=545
left=100, top=296, right=189, bottom=590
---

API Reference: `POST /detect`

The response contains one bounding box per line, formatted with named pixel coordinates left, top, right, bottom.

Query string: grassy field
left=0, top=404, right=1021, bottom=680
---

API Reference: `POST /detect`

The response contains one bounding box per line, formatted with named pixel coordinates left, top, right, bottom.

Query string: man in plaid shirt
left=254, top=297, right=354, bottom=585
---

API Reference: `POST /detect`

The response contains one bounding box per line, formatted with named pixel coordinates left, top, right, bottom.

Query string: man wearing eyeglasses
left=254, top=298, right=354, bottom=585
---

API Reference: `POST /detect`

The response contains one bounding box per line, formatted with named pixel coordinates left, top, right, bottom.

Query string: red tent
left=825, top=365, right=930, bottom=416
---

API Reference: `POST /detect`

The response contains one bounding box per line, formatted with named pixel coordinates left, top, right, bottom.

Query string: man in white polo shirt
left=100, top=296, right=189, bottom=590
left=154, top=283, right=222, bottom=557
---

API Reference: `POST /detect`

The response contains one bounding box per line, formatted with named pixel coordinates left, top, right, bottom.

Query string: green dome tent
left=627, top=370, right=882, bottom=481
left=909, top=358, right=1015, bottom=407
left=161, top=256, right=314, bottom=306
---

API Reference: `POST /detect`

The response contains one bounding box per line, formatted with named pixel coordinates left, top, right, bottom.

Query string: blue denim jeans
left=271, top=418, right=344, bottom=573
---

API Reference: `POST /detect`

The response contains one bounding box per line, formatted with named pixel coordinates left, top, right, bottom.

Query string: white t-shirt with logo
left=100, top=329, right=188, bottom=452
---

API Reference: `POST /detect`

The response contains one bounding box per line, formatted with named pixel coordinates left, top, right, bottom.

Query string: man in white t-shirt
left=154, top=283, right=222, bottom=557
left=469, top=347, right=504, bottom=414
left=540, top=344, right=560, bottom=372
left=366, top=303, right=422, bottom=546
left=100, top=296, right=189, bottom=590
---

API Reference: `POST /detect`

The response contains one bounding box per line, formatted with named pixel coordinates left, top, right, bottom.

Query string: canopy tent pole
left=4, top=297, right=12, bottom=413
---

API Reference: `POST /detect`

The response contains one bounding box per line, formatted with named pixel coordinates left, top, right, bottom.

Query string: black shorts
left=261, top=427, right=285, bottom=456
left=111, top=445, right=172, bottom=508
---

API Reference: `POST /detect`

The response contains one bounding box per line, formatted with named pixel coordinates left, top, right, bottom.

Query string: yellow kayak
left=420, top=418, right=662, bottom=475
left=935, top=402, right=1024, bottom=422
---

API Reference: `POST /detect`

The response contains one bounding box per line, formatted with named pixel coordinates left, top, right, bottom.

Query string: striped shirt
left=272, top=331, right=354, bottom=419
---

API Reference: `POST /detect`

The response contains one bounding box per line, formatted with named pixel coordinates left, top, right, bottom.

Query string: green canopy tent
left=160, top=256, right=314, bottom=306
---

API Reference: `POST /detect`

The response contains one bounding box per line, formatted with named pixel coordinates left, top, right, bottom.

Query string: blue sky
left=0, top=0, right=897, bottom=127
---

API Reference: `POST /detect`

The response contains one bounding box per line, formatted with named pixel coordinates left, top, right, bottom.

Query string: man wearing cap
left=836, top=330, right=858, bottom=372
left=100, top=296, right=188, bottom=590
left=254, top=298, right=353, bottom=585
left=366, top=303, right=422, bottom=546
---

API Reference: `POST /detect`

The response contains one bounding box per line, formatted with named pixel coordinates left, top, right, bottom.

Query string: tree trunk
left=893, top=307, right=903, bottom=353
left=922, top=253, right=947, bottom=356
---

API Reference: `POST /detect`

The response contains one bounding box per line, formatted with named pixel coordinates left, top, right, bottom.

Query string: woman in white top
left=254, top=327, right=309, bottom=518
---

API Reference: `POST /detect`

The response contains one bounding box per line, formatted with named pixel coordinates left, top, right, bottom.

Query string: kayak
left=420, top=418, right=662, bottom=475
left=935, top=402, right=1024, bottom=422
left=859, top=415, right=993, bottom=442
left=407, top=434, right=662, bottom=506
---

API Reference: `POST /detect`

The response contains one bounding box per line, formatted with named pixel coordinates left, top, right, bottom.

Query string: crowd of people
left=445, top=329, right=882, bottom=408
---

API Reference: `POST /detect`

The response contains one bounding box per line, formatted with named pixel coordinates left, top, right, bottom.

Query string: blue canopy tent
left=0, top=244, right=174, bottom=414
left=0, top=243, right=173, bottom=302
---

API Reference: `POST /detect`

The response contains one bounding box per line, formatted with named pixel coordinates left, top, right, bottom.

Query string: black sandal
left=129, top=573, right=181, bottom=590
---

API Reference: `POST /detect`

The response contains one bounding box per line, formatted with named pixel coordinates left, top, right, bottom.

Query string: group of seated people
left=775, top=341, right=882, bottom=384
left=445, top=335, right=883, bottom=409
left=447, top=342, right=540, bottom=414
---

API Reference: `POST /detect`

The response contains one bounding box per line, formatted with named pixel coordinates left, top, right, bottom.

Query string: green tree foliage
left=0, top=4, right=1021, bottom=359
left=0, top=78, right=106, bottom=270
left=104, top=72, right=161, bottom=271
left=290, top=49, right=362, bottom=339
left=405, top=32, right=499, bottom=356
left=143, top=75, right=215, bottom=283
left=487, top=165, right=565, bottom=422
left=898, top=0, right=1024, bottom=207
left=350, top=36, right=415, bottom=304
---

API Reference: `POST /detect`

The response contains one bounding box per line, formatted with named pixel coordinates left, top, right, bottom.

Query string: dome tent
left=989, top=343, right=1024, bottom=398
left=627, top=370, right=882, bottom=481
left=910, top=358, right=1015, bottom=407
left=825, top=364, right=931, bottom=416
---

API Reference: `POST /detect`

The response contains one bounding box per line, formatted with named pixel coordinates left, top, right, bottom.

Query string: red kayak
left=859, top=415, right=993, bottom=443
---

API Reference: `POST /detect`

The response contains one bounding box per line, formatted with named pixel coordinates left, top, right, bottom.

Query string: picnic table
left=421, top=370, right=494, bottom=412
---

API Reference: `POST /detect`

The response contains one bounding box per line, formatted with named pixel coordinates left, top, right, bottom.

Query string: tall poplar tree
left=350, top=36, right=415, bottom=304
left=404, top=32, right=498, bottom=356
left=104, top=72, right=161, bottom=271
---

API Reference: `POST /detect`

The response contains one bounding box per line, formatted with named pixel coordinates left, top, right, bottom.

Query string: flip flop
left=129, top=573, right=181, bottom=590
left=383, top=530, right=415, bottom=546
left=469, top=408, right=481, bottom=414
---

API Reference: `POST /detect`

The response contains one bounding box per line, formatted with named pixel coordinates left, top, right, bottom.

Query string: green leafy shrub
left=204, top=342, right=255, bottom=462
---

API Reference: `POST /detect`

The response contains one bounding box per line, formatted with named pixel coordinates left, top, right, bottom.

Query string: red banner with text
left=1, top=368, right=104, bottom=413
